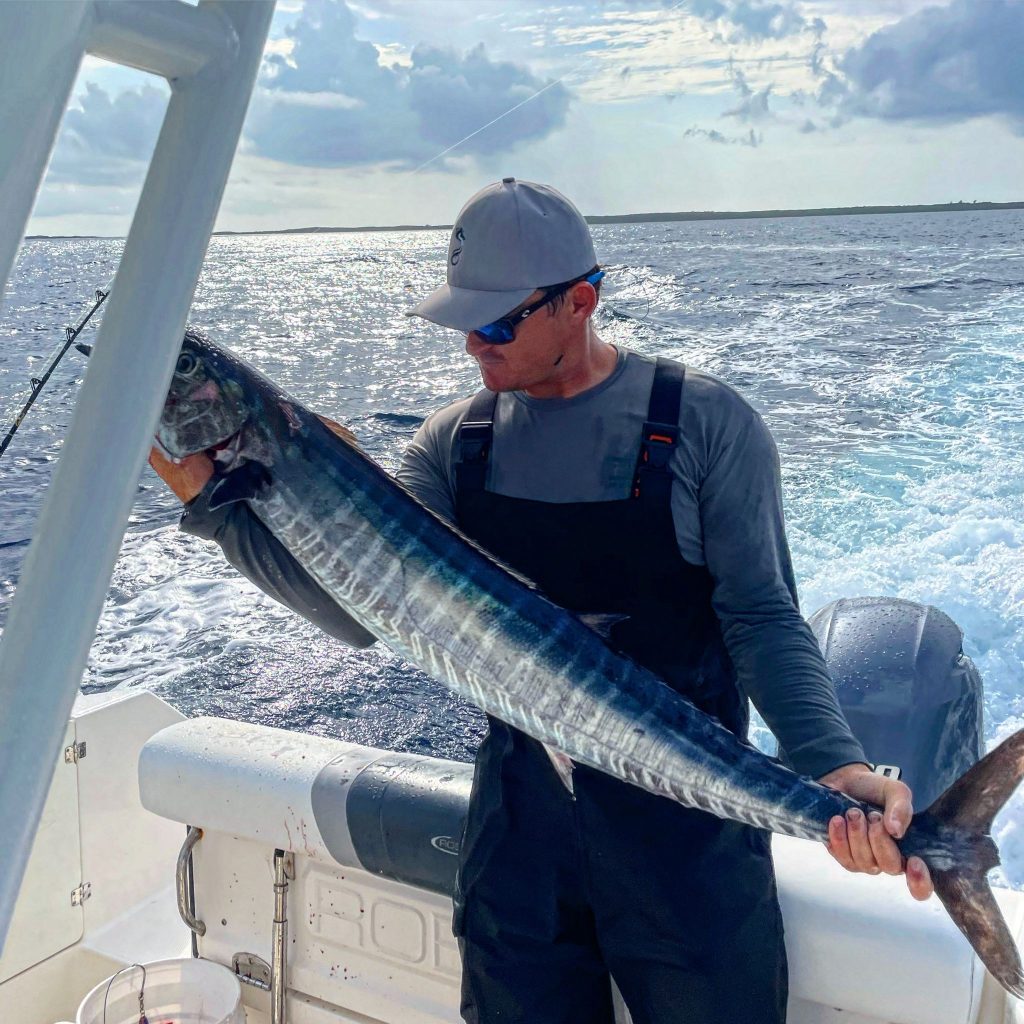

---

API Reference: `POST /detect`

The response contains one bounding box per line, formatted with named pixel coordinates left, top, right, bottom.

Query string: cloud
left=684, top=126, right=762, bottom=147
left=268, top=89, right=364, bottom=110
left=723, top=65, right=773, bottom=123
left=46, top=81, right=166, bottom=187
left=245, top=0, right=571, bottom=168
left=406, top=43, right=570, bottom=154
left=685, top=0, right=810, bottom=42
left=828, top=0, right=1024, bottom=131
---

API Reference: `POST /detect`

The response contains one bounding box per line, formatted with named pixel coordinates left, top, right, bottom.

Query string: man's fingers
left=832, top=813, right=937, bottom=898
left=906, top=857, right=934, bottom=901
left=827, top=816, right=856, bottom=871
left=866, top=811, right=903, bottom=875
left=882, top=779, right=913, bottom=839
left=844, top=808, right=880, bottom=874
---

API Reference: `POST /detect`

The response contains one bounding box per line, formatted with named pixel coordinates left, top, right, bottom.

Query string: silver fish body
left=156, top=329, right=1024, bottom=997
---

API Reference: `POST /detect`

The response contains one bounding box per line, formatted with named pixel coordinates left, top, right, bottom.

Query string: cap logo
left=450, top=227, right=465, bottom=266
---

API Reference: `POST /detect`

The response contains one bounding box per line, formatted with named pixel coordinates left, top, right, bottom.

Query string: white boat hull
left=3, top=691, right=1021, bottom=1024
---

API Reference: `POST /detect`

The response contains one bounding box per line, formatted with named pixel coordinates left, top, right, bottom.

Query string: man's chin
left=478, top=365, right=520, bottom=393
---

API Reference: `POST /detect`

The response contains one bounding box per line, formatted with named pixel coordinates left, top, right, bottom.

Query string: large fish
left=156, top=328, right=1024, bottom=996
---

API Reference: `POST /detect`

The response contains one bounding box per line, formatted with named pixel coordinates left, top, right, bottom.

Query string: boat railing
left=0, top=0, right=275, bottom=953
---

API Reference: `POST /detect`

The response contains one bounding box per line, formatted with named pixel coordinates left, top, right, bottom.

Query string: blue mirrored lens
left=472, top=319, right=516, bottom=344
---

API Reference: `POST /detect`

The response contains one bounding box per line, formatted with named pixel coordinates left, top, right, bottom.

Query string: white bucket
left=76, top=958, right=244, bottom=1024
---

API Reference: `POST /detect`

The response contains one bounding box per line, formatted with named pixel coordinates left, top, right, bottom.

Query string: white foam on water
left=791, top=460, right=1024, bottom=885
left=85, top=527, right=296, bottom=689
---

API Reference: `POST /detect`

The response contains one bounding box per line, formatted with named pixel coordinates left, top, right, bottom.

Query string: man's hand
left=817, top=762, right=934, bottom=901
left=149, top=446, right=214, bottom=504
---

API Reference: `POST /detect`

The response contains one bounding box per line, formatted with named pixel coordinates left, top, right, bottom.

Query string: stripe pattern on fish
left=152, top=329, right=1024, bottom=998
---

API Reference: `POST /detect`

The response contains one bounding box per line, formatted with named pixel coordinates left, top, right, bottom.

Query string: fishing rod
left=0, top=284, right=110, bottom=460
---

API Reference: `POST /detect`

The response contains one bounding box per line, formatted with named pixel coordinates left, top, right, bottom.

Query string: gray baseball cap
left=407, top=177, right=597, bottom=332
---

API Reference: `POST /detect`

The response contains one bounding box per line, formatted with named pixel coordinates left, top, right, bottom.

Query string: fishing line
left=0, top=283, right=110, bottom=460
left=597, top=263, right=654, bottom=323
left=411, top=0, right=689, bottom=175
left=412, top=78, right=568, bottom=174
left=407, top=0, right=690, bottom=337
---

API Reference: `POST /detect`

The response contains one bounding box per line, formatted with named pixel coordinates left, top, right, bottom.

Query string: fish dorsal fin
left=577, top=612, right=630, bottom=639
left=209, top=461, right=271, bottom=510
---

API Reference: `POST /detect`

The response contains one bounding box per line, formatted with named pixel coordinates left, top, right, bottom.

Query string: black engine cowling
left=808, top=596, right=984, bottom=808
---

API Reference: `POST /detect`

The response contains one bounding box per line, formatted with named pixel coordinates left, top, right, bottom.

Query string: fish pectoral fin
left=208, top=461, right=271, bottom=509
left=543, top=744, right=575, bottom=795
left=577, top=612, right=630, bottom=640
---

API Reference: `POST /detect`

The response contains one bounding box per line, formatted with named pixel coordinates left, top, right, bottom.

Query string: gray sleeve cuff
left=781, top=739, right=870, bottom=782
left=180, top=482, right=377, bottom=649
left=180, top=478, right=231, bottom=540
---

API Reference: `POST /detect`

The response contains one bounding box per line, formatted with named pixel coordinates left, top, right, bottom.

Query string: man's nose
left=465, top=331, right=488, bottom=355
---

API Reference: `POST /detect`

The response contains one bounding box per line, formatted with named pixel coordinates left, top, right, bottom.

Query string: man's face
left=464, top=286, right=585, bottom=393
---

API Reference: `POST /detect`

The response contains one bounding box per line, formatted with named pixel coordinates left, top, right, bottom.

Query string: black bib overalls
left=452, top=359, right=788, bottom=1024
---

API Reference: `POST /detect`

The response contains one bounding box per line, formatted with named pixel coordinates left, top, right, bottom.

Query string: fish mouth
left=153, top=421, right=248, bottom=467
left=208, top=429, right=247, bottom=470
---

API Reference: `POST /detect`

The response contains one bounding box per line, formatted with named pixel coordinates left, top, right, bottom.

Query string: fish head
left=157, top=328, right=254, bottom=461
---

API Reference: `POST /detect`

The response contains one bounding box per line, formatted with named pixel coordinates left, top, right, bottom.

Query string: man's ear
left=569, top=281, right=599, bottom=320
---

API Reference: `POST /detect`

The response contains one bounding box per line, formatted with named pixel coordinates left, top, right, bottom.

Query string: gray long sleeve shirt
left=181, top=346, right=866, bottom=780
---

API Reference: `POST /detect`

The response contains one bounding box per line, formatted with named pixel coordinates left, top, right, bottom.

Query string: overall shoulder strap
left=632, top=357, right=685, bottom=504
left=455, top=388, right=498, bottom=494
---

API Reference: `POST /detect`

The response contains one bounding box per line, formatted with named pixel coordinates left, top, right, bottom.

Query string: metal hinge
left=64, top=741, right=87, bottom=764
left=71, top=882, right=91, bottom=906
left=232, top=952, right=271, bottom=991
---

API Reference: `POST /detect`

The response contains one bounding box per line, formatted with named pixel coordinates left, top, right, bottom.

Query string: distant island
left=214, top=200, right=1024, bottom=237
left=25, top=200, right=1024, bottom=240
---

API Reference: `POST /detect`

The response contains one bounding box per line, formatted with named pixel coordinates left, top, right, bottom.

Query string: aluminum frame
left=0, top=0, right=275, bottom=952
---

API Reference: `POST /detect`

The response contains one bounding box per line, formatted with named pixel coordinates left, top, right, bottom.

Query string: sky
left=27, top=0, right=1024, bottom=236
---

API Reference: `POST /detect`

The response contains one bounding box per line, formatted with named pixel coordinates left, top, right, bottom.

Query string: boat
left=1, top=3, right=1022, bottom=1023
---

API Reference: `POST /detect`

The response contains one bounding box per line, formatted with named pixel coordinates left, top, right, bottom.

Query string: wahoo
left=156, top=328, right=1024, bottom=997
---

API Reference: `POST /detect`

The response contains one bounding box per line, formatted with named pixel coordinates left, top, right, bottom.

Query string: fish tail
left=908, top=729, right=1024, bottom=997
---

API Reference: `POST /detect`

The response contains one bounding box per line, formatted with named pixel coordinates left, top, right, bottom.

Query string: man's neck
left=523, top=335, right=618, bottom=400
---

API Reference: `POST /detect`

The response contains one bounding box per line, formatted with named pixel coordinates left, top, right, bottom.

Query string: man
left=151, top=178, right=933, bottom=1024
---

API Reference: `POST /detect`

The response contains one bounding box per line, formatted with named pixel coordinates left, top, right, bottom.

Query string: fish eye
left=176, top=352, right=200, bottom=376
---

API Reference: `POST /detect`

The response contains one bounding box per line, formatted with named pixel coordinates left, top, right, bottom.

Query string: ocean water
left=2, top=211, right=1023, bottom=880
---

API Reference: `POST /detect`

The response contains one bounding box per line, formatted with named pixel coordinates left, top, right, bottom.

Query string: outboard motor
left=808, top=596, right=984, bottom=808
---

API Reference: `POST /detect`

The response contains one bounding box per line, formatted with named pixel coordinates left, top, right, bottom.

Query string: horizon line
left=26, top=199, right=1024, bottom=241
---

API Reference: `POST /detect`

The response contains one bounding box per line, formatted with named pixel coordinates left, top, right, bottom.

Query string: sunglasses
left=471, top=269, right=606, bottom=344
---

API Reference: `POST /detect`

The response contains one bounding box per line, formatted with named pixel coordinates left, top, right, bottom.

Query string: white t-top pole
left=0, top=2, right=93, bottom=306
left=0, top=0, right=275, bottom=953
